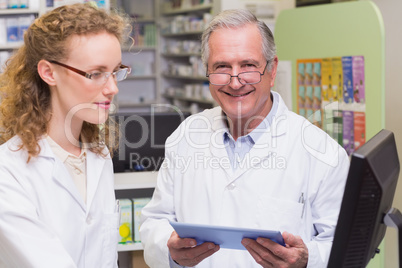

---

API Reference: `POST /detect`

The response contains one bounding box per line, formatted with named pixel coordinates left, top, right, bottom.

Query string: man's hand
left=241, top=231, right=308, bottom=268
left=167, top=231, right=220, bottom=267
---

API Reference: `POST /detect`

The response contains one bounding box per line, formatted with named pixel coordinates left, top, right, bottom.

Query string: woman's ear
left=37, top=60, right=56, bottom=86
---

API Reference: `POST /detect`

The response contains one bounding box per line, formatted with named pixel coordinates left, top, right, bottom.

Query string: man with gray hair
left=140, top=9, right=349, bottom=267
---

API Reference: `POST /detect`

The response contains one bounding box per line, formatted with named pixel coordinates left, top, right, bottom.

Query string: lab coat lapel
left=85, top=150, right=105, bottom=214
left=233, top=99, right=289, bottom=179
left=248, top=113, right=288, bottom=163
left=51, top=160, right=86, bottom=211
left=209, top=108, right=234, bottom=178
left=38, top=139, right=86, bottom=211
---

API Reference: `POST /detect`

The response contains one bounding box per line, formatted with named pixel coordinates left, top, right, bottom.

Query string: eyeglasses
left=50, top=60, right=131, bottom=84
left=206, top=61, right=269, bottom=86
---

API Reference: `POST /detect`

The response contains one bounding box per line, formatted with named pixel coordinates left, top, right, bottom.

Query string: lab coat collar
left=209, top=91, right=289, bottom=179
left=36, top=138, right=87, bottom=211
left=37, top=138, right=107, bottom=214
left=85, top=149, right=106, bottom=214
left=210, top=91, right=288, bottom=137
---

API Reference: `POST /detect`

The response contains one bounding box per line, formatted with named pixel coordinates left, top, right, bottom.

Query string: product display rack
left=159, top=0, right=216, bottom=114
left=114, top=171, right=157, bottom=253
left=0, top=6, right=41, bottom=64
left=113, top=0, right=162, bottom=113
left=275, top=2, right=385, bottom=267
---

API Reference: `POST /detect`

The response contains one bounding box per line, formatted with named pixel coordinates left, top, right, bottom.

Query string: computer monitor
left=111, top=111, right=190, bottom=172
left=328, top=129, right=401, bottom=268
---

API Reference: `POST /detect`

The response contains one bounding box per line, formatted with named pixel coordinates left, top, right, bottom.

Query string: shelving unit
left=0, top=6, right=42, bottom=67
left=275, top=3, right=384, bottom=266
left=114, top=171, right=157, bottom=191
left=159, top=0, right=215, bottom=114
left=118, top=242, right=144, bottom=252
left=161, top=2, right=213, bottom=15
left=110, top=0, right=161, bottom=113
left=114, top=171, right=157, bottom=265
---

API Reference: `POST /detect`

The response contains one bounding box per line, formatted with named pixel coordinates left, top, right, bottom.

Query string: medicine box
left=118, top=199, right=133, bottom=244
left=133, top=197, right=151, bottom=242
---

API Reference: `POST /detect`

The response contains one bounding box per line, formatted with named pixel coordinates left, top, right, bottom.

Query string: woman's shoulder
left=0, top=136, right=30, bottom=166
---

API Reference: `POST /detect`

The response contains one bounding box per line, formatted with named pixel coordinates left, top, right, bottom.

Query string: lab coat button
left=86, top=216, right=92, bottom=225
left=227, top=183, right=236, bottom=190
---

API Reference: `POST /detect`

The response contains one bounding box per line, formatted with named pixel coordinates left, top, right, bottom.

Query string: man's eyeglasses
left=50, top=60, right=131, bottom=84
left=206, top=61, right=269, bottom=86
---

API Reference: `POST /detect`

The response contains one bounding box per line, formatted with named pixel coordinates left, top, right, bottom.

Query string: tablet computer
left=170, top=221, right=285, bottom=250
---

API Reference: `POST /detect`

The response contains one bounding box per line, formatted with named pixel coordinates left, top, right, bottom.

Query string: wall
left=369, top=1, right=402, bottom=267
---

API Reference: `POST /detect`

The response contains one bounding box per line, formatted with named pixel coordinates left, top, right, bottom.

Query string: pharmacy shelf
left=163, top=94, right=214, bottom=105
left=0, top=8, right=39, bottom=15
left=135, top=17, right=156, bottom=23
left=161, top=3, right=213, bottom=15
left=117, top=101, right=158, bottom=108
left=163, top=74, right=208, bottom=81
left=114, top=172, right=156, bottom=252
left=118, top=243, right=143, bottom=252
left=126, top=75, right=157, bottom=80
left=161, top=31, right=203, bottom=37
left=122, top=45, right=157, bottom=51
left=114, top=171, right=157, bottom=190
left=0, top=42, right=23, bottom=50
left=162, top=53, right=201, bottom=57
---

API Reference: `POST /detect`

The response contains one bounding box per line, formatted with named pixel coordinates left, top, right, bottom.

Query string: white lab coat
left=140, top=92, right=350, bottom=268
left=0, top=136, right=119, bottom=268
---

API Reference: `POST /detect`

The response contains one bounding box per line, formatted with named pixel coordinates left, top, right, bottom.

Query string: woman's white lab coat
left=140, top=92, right=350, bottom=268
left=0, top=137, right=119, bottom=267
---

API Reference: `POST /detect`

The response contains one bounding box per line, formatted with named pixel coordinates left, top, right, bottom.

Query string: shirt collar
left=223, top=92, right=279, bottom=144
left=46, top=135, right=86, bottom=163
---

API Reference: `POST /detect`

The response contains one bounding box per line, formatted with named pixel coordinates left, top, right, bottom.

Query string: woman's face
left=50, top=32, right=122, bottom=128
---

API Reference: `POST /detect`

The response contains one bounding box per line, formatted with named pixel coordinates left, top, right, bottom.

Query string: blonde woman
left=0, top=3, right=131, bottom=267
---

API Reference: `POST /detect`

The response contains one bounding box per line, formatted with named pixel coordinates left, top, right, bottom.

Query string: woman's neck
left=48, top=114, right=83, bottom=157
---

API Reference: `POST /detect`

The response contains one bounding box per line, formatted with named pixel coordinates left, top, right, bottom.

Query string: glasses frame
left=49, top=60, right=131, bottom=83
left=206, top=61, right=270, bottom=86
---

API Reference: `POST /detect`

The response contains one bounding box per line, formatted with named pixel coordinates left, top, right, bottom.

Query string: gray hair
left=201, top=9, right=276, bottom=71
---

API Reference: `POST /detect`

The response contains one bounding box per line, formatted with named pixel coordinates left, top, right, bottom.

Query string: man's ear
left=37, top=60, right=56, bottom=86
left=269, top=56, right=279, bottom=87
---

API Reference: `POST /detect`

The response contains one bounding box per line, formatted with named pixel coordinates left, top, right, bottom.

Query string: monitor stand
left=384, top=208, right=402, bottom=268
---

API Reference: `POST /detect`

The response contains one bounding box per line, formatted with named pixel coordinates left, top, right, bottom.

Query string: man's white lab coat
left=140, top=92, right=349, bottom=268
left=0, top=137, right=119, bottom=267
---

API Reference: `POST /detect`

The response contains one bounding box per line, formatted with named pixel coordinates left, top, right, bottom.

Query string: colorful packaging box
left=331, top=57, right=343, bottom=102
left=323, top=108, right=333, bottom=138
left=305, top=62, right=313, bottom=86
left=332, top=110, right=343, bottom=145
left=306, top=108, right=314, bottom=123
left=133, top=197, right=151, bottom=242
left=313, top=109, right=322, bottom=128
left=312, top=60, right=322, bottom=120
left=342, top=110, right=354, bottom=155
left=298, top=85, right=305, bottom=111
left=352, top=56, right=365, bottom=103
left=6, top=17, right=18, bottom=42
left=353, top=112, right=366, bottom=150
left=297, top=61, right=306, bottom=115
left=298, top=62, right=305, bottom=86
left=118, top=199, right=133, bottom=244
left=313, top=86, right=321, bottom=111
left=305, top=86, right=313, bottom=109
left=321, top=58, right=332, bottom=102
left=313, top=61, right=321, bottom=87
left=342, top=56, right=354, bottom=104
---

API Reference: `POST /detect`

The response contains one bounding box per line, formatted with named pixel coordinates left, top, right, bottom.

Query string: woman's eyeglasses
left=50, top=60, right=131, bottom=84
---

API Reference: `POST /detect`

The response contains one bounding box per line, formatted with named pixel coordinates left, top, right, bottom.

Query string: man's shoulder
left=165, top=107, right=222, bottom=148
left=176, top=107, right=222, bottom=130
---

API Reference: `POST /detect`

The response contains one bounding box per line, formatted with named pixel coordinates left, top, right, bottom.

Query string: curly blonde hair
left=0, top=3, right=131, bottom=161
